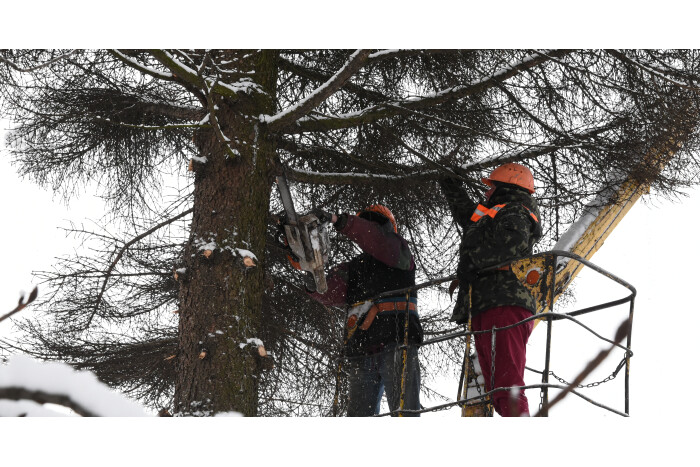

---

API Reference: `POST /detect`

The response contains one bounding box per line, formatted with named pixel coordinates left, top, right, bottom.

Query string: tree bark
left=174, top=51, right=278, bottom=416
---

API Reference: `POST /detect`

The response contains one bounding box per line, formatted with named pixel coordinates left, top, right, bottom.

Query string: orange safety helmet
left=357, top=204, right=398, bottom=233
left=481, top=163, right=535, bottom=194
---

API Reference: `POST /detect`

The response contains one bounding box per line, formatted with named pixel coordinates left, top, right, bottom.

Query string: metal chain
left=547, top=357, right=627, bottom=389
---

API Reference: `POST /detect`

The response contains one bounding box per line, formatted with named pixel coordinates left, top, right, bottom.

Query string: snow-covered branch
left=282, top=122, right=614, bottom=186
left=0, top=50, right=77, bottom=72
left=94, top=116, right=210, bottom=131
left=285, top=167, right=441, bottom=185
left=265, top=50, right=371, bottom=131
left=148, top=50, right=263, bottom=99
left=284, top=50, right=574, bottom=134
left=278, top=57, right=389, bottom=103
left=110, top=49, right=175, bottom=81
left=0, top=355, right=148, bottom=416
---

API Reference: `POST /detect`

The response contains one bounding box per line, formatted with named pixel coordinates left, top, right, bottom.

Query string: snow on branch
left=285, top=50, right=574, bottom=134
left=285, top=167, right=442, bottom=185
left=110, top=49, right=175, bottom=81
left=264, top=49, right=371, bottom=131
left=463, top=122, right=621, bottom=173
left=0, top=355, right=148, bottom=416
left=0, top=50, right=76, bottom=72
left=282, top=121, right=615, bottom=187
left=278, top=57, right=389, bottom=103
left=94, top=116, right=211, bottom=131
left=148, top=50, right=263, bottom=99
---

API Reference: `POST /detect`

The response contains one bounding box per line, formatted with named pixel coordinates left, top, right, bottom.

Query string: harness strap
left=359, top=301, right=417, bottom=331
left=346, top=297, right=419, bottom=335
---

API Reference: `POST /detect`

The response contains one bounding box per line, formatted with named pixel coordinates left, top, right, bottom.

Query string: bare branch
left=605, top=49, right=700, bottom=91
left=535, top=318, right=631, bottom=416
left=0, top=287, right=38, bottom=324
left=86, top=209, right=193, bottom=329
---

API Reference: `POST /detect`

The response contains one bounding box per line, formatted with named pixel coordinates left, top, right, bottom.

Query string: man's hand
left=310, top=207, right=334, bottom=224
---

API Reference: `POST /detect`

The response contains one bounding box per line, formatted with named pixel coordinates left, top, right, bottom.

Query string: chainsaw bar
left=276, top=174, right=330, bottom=293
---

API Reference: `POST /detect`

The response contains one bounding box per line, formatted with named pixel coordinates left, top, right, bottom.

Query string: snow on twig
left=263, top=49, right=371, bottom=131
left=94, top=116, right=210, bottom=131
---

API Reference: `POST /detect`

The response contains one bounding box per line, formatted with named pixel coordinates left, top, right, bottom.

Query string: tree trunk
left=174, top=51, right=278, bottom=416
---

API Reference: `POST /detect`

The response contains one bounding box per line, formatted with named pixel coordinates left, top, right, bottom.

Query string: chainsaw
left=276, top=173, right=330, bottom=294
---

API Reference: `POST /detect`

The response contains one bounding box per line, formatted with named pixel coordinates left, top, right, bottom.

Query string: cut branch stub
left=173, top=267, right=187, bottom=281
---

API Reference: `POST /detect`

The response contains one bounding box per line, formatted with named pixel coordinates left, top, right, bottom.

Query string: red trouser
left=471, top=306, right=534, bottom=417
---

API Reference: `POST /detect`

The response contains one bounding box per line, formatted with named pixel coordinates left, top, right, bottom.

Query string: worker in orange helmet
left=440, top=162, right=542, bottom=417
left=301, top=204, right=423, bottom=416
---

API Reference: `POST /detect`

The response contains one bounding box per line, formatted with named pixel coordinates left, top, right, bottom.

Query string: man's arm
left=335, top=214, right=414, bottom=271
left=306, top=262, right=349, bottom=306
left=439, top=177, right=477, bottom=229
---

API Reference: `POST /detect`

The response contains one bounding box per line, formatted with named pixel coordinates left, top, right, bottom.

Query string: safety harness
left=346, top=296, right=419, bottom=339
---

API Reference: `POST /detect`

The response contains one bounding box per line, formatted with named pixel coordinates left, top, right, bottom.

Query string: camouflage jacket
left=441, top=178, right=542, bottom=320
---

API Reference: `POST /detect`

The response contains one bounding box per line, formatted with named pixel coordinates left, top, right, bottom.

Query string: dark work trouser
left=345, top=343, right=421, bottom=417
left=471, top=305, right=534, bottom=417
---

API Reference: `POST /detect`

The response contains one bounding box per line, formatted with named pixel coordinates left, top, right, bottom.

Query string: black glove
left=450, top=286, right=470, bottom=324
left=310, top=207, right=333, bottom=224
left=334, top=213, right=349, bottom=230
left=449, top=269, right=477, bottom=325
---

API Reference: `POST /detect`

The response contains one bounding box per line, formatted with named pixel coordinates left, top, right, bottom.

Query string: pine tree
left=2, top=49, right=700, bottom=415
